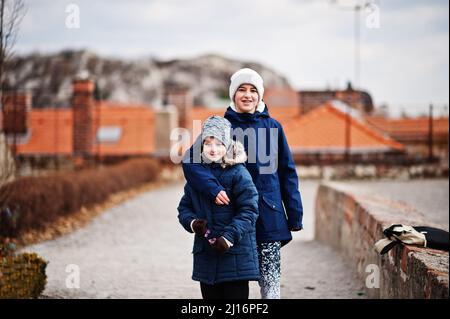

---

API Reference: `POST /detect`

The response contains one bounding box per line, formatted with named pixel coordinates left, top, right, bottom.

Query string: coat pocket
left=230, top=247, right=259, bottom=274
left=262, top=195, right=280, bottom=211
left=259, top=191, right=285, bottom=232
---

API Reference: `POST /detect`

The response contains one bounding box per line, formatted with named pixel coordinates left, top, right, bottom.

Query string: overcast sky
left=14, top=0, right=449, bottom=116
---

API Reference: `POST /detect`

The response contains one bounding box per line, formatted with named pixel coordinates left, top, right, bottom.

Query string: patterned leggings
left=257, top=242, right=281, bottom=299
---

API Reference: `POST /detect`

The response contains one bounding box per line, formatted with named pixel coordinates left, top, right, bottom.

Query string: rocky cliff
left=4, top=50, right=291, bottom=108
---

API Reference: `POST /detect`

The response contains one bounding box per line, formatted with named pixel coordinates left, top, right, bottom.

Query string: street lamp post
left=331, top=0, right=371, bottom=163
left=354, top=5, right=361, bottom=88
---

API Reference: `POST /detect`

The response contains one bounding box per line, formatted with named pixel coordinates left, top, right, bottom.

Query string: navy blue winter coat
left=178, top=141, right=260, bottom=285
left=182, top=104, right=303, bottom=246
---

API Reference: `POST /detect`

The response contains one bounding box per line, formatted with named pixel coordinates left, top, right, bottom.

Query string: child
left=177, top=115, right=260, bottom=299
left=182, top=68, right=304, bottom=299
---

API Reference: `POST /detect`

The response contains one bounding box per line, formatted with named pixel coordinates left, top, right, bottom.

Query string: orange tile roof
left=92, top=103, right=155, bottom=155
left=282, top=103, right=404, bottom=153
left=268, top=106, right=300, bottom=123
left=15, top=101, right=409, bottom=157
left=96, top=101, right=151, bottom=109
left=365, top=116, right=449, bottom=142
left=16, top=108, right=73, bottom=155
left=191, top=103, right=402, bottom=154
left=15, top=102, right=155, bottom=156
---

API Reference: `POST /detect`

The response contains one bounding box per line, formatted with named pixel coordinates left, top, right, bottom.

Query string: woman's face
left=234, top=84, right=259, bottom=113
left=202, top=137, right=227, bottom=162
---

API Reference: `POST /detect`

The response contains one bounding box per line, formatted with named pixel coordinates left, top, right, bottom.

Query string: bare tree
left=0, top=0, right=26, bottom=186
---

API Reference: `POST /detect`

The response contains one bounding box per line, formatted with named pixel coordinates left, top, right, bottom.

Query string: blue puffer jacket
left=182, top=105, right=303, bottom=246
left=178, top=141, right=260, bottom=285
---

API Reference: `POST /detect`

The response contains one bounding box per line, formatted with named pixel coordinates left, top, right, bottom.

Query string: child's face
left=202, top=137, right=227, bottom=162
left=234, top=84, right=259, bottom=114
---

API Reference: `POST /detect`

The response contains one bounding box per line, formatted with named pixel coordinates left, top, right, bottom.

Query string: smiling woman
left=229, top=68, right=266, bottom=114
left=234, top=84, right=259, bottom=113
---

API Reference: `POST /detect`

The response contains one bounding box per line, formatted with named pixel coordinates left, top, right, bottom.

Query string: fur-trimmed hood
left=222, top=140, right=247, bottom=167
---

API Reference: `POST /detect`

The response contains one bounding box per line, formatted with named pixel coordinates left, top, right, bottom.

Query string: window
left=96, top=126, right=122, bottom=144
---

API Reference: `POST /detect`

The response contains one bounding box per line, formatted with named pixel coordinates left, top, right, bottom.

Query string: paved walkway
left=23, top=181, right=365, bottom=299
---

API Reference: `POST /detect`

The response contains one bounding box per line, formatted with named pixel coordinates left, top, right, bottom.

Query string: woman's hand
left=215, top=190, right=230, bottom=205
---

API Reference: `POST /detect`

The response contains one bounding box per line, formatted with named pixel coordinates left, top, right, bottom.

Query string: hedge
left=0, top=158, right=160, bottom=239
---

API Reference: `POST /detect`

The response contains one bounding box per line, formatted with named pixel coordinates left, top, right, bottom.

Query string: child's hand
left=215, top=190, right=230, bottom=205
left=192, top=219, right=208, bottom=236
left=209, top=237, right=230, bottom=254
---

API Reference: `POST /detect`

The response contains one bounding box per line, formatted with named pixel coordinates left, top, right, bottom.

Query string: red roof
left=365, top=116, right=449, bottom=143
left=92, top=103, right=155, bottom=155
left=192, top=103, right=403, bottom=154
left=16, top=108, right=73, bottom=155
left=12, top=100, right=408, bottom=157
left=282, top=103, right=404, bottom=153
left=15, top=102, right=155, bottom=156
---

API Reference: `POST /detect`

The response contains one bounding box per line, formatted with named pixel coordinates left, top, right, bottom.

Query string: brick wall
left=264, top=87, right=300, bottom=108
left=315, top=182, right=449, bottom=298
left=299, top=89, right=374, bottom=115
left=165, top=87, right=193, bottom=130
left=1, top=91, right=32, bottom=134
left=72, top=79, right=95, bottom=156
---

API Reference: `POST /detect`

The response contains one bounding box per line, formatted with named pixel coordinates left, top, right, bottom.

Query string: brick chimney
left=154, top=105, right=178, bottom=157
left=336, top=82, right=368, bottom=113
left=264, top=87, right=300, bottom=109
left=164, top=84, right=193, bottom=130
left=1, top=90, right=32, bottom=134
left=72, top=77, right=95, bottom=157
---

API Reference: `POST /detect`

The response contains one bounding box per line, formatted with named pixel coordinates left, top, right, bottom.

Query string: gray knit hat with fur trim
left=201, top=116, right=232, bottom=149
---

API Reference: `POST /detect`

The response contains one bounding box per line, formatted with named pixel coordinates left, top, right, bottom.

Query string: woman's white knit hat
left=229, top=68, right=265, bottom=112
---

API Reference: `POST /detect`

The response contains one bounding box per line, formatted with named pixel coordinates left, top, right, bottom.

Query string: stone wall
left=315, top=182, right=449, bottom=298
left=298, top=163, right=449, bottom=180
